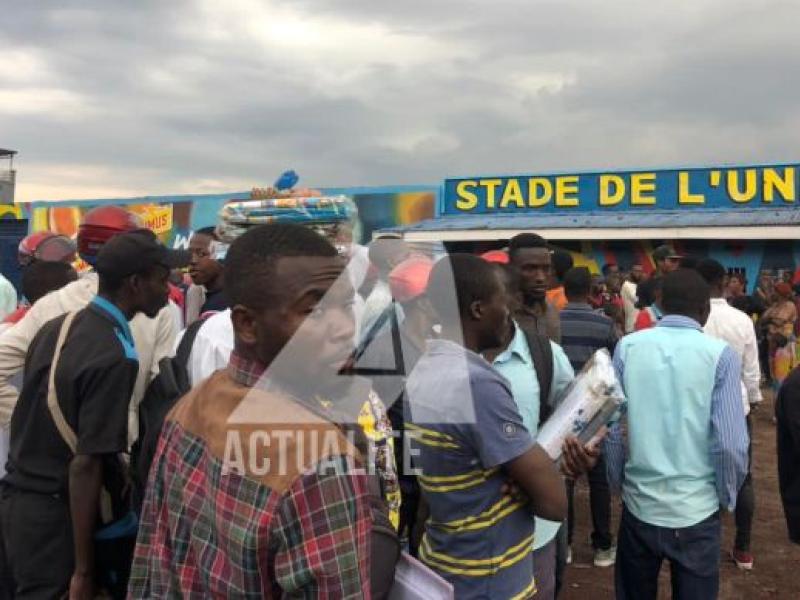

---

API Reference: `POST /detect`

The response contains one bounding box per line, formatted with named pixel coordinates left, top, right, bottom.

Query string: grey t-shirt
left=405, top=339, right=537, bottom=600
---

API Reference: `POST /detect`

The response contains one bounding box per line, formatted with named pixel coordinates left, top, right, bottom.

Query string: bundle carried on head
left=216, top=191, right=358, bottom=245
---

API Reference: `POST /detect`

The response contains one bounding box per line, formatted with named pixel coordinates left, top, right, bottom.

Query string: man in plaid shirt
left=129, top=224, right=373, bottom=598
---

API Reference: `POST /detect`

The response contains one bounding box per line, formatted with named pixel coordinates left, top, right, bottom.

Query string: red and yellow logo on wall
left=32, top=203, right=173, bottom=238
left=128, top=204, right=173, bottom=235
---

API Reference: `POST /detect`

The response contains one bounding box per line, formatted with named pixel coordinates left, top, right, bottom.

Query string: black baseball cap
left=652, top=244, right=683, bottom=262
left=96, top=229, right=190, bottom=278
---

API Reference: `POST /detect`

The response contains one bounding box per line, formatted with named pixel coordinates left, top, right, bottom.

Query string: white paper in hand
left=536, top=349, right=626, bottom=461
left=389, top=552, right=454, bottom=600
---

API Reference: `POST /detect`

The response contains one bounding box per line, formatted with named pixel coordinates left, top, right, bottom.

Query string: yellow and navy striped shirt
left=406, top=339, right=537, bottom=600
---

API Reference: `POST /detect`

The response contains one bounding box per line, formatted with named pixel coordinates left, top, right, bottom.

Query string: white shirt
left=703, top=297, right=763, bottom=415
left=621, top=280, right=638, bottom=334
left=179, top=308, right=234, bottom=387
left=344, top=248, right=368, bottom=341
left=0, top=274, right=17, bottom=321
left=168, top=299, right=184, bottom=332
left=361, top=279, right=392, bottom=336
left=346, top=244, right=370, bottom=292
left=184, top=284, right=207, bottom=326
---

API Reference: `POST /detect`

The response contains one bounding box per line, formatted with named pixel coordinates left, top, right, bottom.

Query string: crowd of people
left=0, top=208, right=796, bottom=599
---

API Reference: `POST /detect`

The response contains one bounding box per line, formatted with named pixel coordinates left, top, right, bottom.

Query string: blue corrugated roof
left=386, top=208, right=800, bottom=233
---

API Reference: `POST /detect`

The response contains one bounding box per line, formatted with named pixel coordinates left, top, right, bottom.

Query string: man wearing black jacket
left=777, top=366, right=800, bottom=544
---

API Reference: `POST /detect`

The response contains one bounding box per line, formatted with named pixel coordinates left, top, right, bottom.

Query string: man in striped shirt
left=559, top=267, right=618, bottom=568
left=406, top=254, right=568, bottom=599
left=559, top=268, right=618, bottom=373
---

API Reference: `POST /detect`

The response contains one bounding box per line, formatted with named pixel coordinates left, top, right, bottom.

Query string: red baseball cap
left=18, top=232, right=76, bottom=266
left=389, top=256, right=434, bottom=303
left=78, top=205, right=143, bottom=263
left=481, top=249, right=510, bottom=264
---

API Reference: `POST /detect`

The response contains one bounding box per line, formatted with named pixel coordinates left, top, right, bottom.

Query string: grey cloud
left=2, top=1, right=800, bottom=199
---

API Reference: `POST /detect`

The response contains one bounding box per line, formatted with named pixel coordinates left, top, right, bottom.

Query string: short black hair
left=492, top=262, right=520, bottom=296
left=564, top=267, right=592, bottom=300
left=661, top=269, right=711, bottom=317
left=427, top=254, right=501, bottom=323
left=696, top=258, right=726, bottom=287
left=194, top=226, right=218, bottom=240
left=601, top=263, right=617, bottom=276
left=22, top=261, right=78, bottom=304
left=730, top=295, right=751, bottom=313
left=635, top=276, right=663, bottom=309
left=552, top=250, right=574, bottom=281
left=679, top=255, right=700, bottom=270
left=729, top=272, right=746, bottom=283
left=224, top=223, right=338, bottom=308
left=508, top=233, right=548, bottom=259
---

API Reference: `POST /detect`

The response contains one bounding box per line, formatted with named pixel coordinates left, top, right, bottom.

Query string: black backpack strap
left=349, top=302, right=404, bottom=377
left=175, top=317, right=208, bottom=370
left=521, top=326, right=555, bottom=424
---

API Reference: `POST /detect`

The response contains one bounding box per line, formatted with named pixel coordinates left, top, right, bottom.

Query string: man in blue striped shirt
left=606, top=269, right=748, bottom=600
left=560, top=267, right=618, bottom=568
left=560, top=267, right=618, bottom=373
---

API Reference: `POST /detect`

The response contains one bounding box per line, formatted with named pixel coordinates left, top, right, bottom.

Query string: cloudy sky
left=2, top=0, right=799, bottom=202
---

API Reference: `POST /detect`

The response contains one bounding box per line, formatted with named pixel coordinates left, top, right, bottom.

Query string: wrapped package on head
left=536, top=348, right=626, bottom=462
left=216, top=193, right=358, bottom=248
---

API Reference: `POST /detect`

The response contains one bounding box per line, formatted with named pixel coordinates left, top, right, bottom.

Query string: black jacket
left=777, top=367, right=800, bottom=544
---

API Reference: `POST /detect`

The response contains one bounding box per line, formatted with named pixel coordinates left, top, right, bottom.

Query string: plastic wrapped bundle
left=536, top=349, right=626, bottom=461
left=216, top=194, right=357, bottom=243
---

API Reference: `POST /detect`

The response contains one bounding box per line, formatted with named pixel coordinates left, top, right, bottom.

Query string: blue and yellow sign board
left=443, top=163, right=800, bottom=215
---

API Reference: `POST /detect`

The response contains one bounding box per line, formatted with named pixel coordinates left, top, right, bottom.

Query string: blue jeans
left=615, top=506, right=720, bottom=600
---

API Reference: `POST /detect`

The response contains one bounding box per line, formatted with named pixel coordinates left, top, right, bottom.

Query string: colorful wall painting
left=25, top=187, right=438, bottom=250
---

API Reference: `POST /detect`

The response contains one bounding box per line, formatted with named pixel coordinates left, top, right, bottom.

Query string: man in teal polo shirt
left=485, top=263, right=575, bottom=599
left=491, top=323, right=574, bottom=599
left=606, top=269, right=748, bottom=600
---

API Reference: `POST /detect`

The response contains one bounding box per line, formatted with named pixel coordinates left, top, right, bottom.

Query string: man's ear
left=125, top=273, right=141, bottom=299
left=468, top=299, right=483, bottom=322
left=231, top=305, right=258, bottom=347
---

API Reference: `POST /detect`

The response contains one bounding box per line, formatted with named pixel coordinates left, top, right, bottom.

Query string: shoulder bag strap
left=47, top=312, right=79, bottom=454
left=521, top=326, right=555, bottom=424
left=175, top=316, right=207, bottom=369
left=47, top=311, right=116, bottom=523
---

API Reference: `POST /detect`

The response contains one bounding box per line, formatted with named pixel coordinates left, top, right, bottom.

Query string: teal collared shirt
left=491, top=322, right=575, bottom=550
left=90, top=296, right=138, bottom=361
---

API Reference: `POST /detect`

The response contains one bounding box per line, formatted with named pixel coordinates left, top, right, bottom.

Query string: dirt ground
left=562, top=389, right=800, bottom=599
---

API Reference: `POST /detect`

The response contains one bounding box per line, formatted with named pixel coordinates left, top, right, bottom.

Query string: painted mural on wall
left=29, top=200, right=191, bottom=248
left=0, top=204, right=23, bottom=221
left=25, top=188, right=437, bottom=250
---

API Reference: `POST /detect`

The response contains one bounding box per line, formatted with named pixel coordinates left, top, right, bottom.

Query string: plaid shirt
left=227, top=352, right=401, bottom=528
left=128, top=352, right=373, bottom=598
